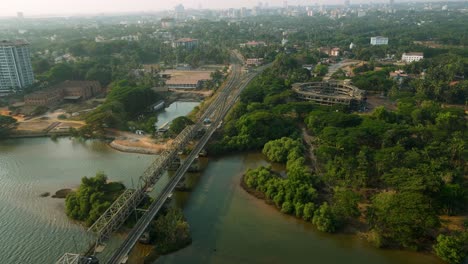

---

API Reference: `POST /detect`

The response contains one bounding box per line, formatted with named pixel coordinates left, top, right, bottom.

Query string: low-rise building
left=25, top=80, right=102, bottom=106
left=172, top=38, right=198, bottom=49
left=120, top=35, right=140, bottom=42
left=245, top=58, right=264, bottom=67
left=162, top=70, right=212, bottom=90
left=401, top=52, right=424, bottom=63
left=330, top=48, right=340, bottom=57
left=24, top=87, right=64, bottom=106
left=239, top=41, right=267, bottom=48
left=370, top=36, right=389, bottom=45
left=318, top=47, right=340, bottom=56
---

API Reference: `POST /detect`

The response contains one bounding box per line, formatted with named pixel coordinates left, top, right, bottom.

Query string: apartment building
left=0, top=40, right=34, bottom=95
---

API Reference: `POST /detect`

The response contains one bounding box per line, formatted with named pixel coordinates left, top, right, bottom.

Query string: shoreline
left=108, top=141, right=161, bottom=155
left=239, top=173, right=441, bottom=259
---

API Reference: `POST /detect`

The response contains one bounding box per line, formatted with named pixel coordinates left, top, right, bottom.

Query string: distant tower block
left=17, top=12, right=24, bottom=18
left=283, top=0, right=288, bottom=9
left=345, top=0, right=350, bottom=7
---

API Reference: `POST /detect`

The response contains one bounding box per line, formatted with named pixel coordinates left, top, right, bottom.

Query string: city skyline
left=0, top=0, right=450, bottom=17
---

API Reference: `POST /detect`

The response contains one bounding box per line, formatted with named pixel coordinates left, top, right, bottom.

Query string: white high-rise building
left=0, top=40, right=34, bottom=94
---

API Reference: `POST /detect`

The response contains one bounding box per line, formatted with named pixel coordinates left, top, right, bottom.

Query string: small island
left=143, top=207, right=192, bottom=263
left=64, top=171, right=192, bottom=262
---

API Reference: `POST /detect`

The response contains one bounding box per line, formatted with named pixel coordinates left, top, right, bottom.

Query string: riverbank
left=239, top=168, right=444, bottom=260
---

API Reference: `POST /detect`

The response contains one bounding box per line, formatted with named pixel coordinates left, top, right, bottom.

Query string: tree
left=65, top=172, right=125, bottom=226
left=0, top=115, right=17, bottom=138
left=313, top=202, right=337, bottom=233
left=169, top=116, right=194, bottom=136
left=47, top=63, right=75, bottom=83
left=262, top=137, right=302, bottom=163
left=302, top=202, right=316, bottom=221
left=314, top=64, right=328, bottom=77
left=433, top=233, right=468, bottom=264
left=368, top=192, right=440, bottom=249
left=149, top=207, right=191, bottom=254
left=332, top=188, right=360, bottom=228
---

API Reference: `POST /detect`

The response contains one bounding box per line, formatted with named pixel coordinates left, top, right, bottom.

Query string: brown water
left=0, top=137, right=153, bottom=264
left=0, top=136, right=443, bottom=264
left=158, top=153, right=442, bottom=264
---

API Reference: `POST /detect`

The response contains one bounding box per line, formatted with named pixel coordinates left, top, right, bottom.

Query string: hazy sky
left=0, top=0, right=388, bottom=17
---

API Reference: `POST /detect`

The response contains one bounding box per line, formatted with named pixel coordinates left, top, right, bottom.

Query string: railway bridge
left=56, top=53, right=268, bottom=264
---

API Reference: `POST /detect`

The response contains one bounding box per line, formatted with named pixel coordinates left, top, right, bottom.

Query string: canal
left=155, top=101, right=200, bottom=128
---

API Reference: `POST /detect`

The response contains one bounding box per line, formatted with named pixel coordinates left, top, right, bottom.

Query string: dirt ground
left=107, top=130, right=171, bottom=153
left=440, top=215, right=468, bottom=232
left=365, top=95, right=397, bottom=111
left=13, top=109, right=85, bottom=133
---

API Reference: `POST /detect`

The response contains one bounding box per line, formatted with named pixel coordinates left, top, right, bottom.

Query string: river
left=0, top=141, right=442, bottom=264
left=0, top=99, right=442, bottom=264
left=158, top=153, right=442, bottom=264
left=0, top=138, right=153, bottom=264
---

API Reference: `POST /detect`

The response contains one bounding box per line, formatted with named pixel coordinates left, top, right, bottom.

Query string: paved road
left=323, top=60, right=362, bottom=81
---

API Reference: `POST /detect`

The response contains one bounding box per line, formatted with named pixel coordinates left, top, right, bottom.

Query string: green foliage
left=331, top=188, right=360, bottom=228
left=312, top=202, right=337, bottom=233
left=305, top=110, right=362, bottom=135
left=433, top=233, right=468, bottom=264
left=352, top=69, right=394, bottom=92
left=219, top=110, right=297, bottom=151
left=0, top=115, right=17, bottom=138
left=404, top=54, right=468, bottom=104
left=169, top=116, right=194, bottom=136
left=368, top=192, right=440, bottom=249
left=65, top=172, right=125, bottom=226
left=148, top=207, right=191, bottom=255
left=244, top=139, right=319, bottom=222
left=262, top=137, right=302, bottom=163
left=302, top=202, right=316, bottom=221
left=81, top=82, right=160, bottom=136
left=313, top=64, right=328, bottom=77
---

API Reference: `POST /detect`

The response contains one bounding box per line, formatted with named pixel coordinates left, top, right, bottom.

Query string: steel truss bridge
left=56, top=52, right=268, bottom=264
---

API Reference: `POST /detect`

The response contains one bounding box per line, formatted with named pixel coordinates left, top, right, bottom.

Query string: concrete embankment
left=8, top=131, right=71, bottom=139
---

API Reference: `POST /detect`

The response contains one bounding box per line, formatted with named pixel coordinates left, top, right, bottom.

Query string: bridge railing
left=88, top=189, right=141, bottom=240
left=56, top=56, right=245, bottom=263
left=55, top=253, right=81, bottom=264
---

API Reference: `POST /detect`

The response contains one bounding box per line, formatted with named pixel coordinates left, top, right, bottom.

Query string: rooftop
left=0, top=40, right=29, bottom=46
left=403, top=52, right=424, bottom=56
left=175, top=38, right=198, bottom=43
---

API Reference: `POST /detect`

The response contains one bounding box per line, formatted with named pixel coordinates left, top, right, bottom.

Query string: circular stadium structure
left=292, top=80, right=366, bottom=109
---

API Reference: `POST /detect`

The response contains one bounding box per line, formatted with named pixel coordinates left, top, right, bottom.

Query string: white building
left=402, top=52, right=424, bottom=63
left=370, top=36, right=389, bottom=45
left=0, top=40, right=34, bottom=95
left=120, top=35, right=140, bottom=42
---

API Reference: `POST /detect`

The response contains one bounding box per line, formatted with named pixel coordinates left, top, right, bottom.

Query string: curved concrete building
left=292, top=80, right=366, bottom=109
